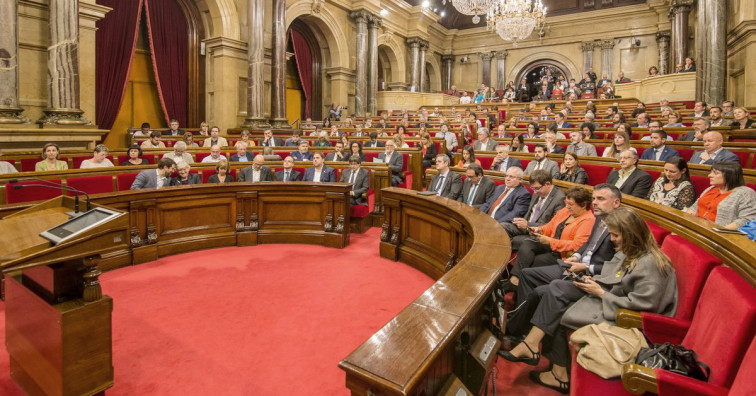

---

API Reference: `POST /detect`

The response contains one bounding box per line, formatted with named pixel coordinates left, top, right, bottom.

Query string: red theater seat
left=21, top=158, right=69, bottom=172
left=6, top=179, right=64, bottom=204
left=689, top=175, right=710, bottom=196
left=645, top=221, right=670, bottom=246
left=66, top=175, right=115, bottom=195
left=195, top=152, right=210, bottom=163
left=676, top=149, right=694, bottom=161
left=581, top=164, right=613, bottom=186
left=478, top=157, right=494, bottom=170
left=116, top=173, right=139, bottom=191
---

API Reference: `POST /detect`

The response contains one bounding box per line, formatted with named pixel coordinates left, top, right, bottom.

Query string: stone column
left=580, top=42, right=595, bottom=73
left=418, top=41, right=428, bottom=92
left=670, top=0, right=693, bottom=67
left=598, top=40, right=614, bottom=79
left=37, top=0, right=90, bottom=126
left=406, top=38, right=421, bottom=91
left=367, top=15, right=381, bottom=115
left=0, top=0, right=28, bottom=124
left=242, top=0, right=269, bottom=128
left=697, top=0, right=727, bottom=105
left=350, top=10, right=369, bottom=116
left=480, top=52, right=494, bottom=87
left=441, top=55, right=455, bottom=92
left=495, top=50, right=508, bottom=90
left=270, top=0, right=290, bottom=128
left=656, top=31, right=671, bottom=75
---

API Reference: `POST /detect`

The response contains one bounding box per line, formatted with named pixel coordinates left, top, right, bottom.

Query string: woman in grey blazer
left=686, top=161, right=756, bottom=229
left=499, top=208, right=677, bottom=393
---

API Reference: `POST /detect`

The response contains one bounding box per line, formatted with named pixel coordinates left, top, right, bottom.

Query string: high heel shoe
left=528, top=370, right=570, bottom=394
left=497, top=341, right=540, bottom=366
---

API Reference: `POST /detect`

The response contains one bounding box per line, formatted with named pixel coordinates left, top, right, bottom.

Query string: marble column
left=580, top=42, right=595, bottom=73
left=480, top=52, right=494, bottom=87
left=350, top=11, right=369, bottom=116
left=406, top=38, right=421, bottom=91
left=0, top=0, right=28, bottom=124
left=441, top=55, right=455, bottom=92
left=243, top=0, right=269, bottom=128
left=367, top=15, right=381, bottom=115
left=37, top=0, right=90, bottom=126
left=270, top=0, right=290, bottom=128
left=656, top=31, right=671, bottom=75
left=697, top=0, right=727, bottom=105
left=495, top=50, right=508, bottom=90
left=598, top=40, right=614, bottom=79
left=670, top=0, right=693, bottom=68
left=418, top=41, right=428, bottom=92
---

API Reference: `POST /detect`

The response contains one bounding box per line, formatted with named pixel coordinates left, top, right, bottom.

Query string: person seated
left=301, top=117, right=314, bottom=129
left=393, top=134, right=409, bottom=149
left=419, top=132, right=437, bottom=168
left=364, top=131, right=385, bottom=148
left=566, top=130, right=597, bottom=157
left=610, top=112, right=626, bottom=126
left=325, top=141, right=348, bottom=162
left=630, top=112, right=650, bottom=128
left=542, top=131, right=565, bottom=155
left=170, top=162, right=201, bottom=186
left=580, top=115, right=599, bottom=138
left=615, top=71, right=631, bottom=84
left=682, top=57, right=696, bottom=72
left=578, top=73, right=595, bottom=93
left=458, top=164, right=496, bottom=209
left=290, top=141, right=313, bottom=161
left=428, top=154, right=463, bottom=200
left=456, top=145, right=481, bottom=169
left=349, top=141, right=366, bottom=163
left=640, top=130, right=680, bottom=161
left=732, top=106, right=755, bottom=129
left=262, top=147, right=281, bottom=161
left=121, top=145, right=148, bottom=166
left=378, top=140, right=403, bottom=186
left=183, top=132, right=199, bottom=148
left=202, top=126, right=228, bottom=148
left=500, top=208, right=677, bottom=394
left=259, top=129, right=283, bottom=147
left=647, top=66, right=660, bottom=77
left=207, top=159, right=234, bottom=184
left=328, top=125, right=342, bottom=138
left=275, top=156, right=302, bottom=182
left=553, top=112, right=572, bottom=129
left=641, top=120, right=674, bottom=141
left=0, top=149, right=18, bottom=174
left=679, top=117, right=709, bottom=141
left=556, top=151, right=588, bottom=184
left=479, top=166, right=531, bottom=225
left=602, top=130, right=635, bottom=159
left=631, top=102, right=647, bottom=118
left=690, top=131, right=740, bottom=165
left=199, top=145, right=225, bottom=164
left=314, top=131, right=332, bottom=147
left=340, top=155, right=370, bottom=206
left=80, top=144, right=114, bottom=169
left=303, top=152, right=336, bottom=182
left=236, top=130, right=256, bottom=149
left=162, top=141, right=194, bottom=166
left=238, top=154, right=273, bottom=182
left=133, top=122, right=151, bottom=137
left=686, top=161, right=756, bottom=229
left=141, top=131, right=166, bottom=149
left=229, top=141, right=252, bottom=162
left=647, top=156, right=696, bottom=210
left=35, top=143, right=69, bottom=171
left=494, top=123, right=511, bottom=139
left=351, top=124, right=366, bottom=137
left=284, top=131, right=303, bottom=147
left=490, top=144, right=523, bottom=172
left=709, top=106, right=732, bottom=127
left=606, top=150, right=653, bottom=198
left=690, top=101, right=710, bottom=118
left=473, top=127, right=498, bottom=151
left=503, top=186, right=594, bottom=292
left=509, top=134, right=529, bottom=153
left=504, top=170, right=566, bottom=249
left=131, top=158, right=177, bottom=189
left=525, top=144, right=559, bottom=178
left=162, top=119, right=186, bottom=136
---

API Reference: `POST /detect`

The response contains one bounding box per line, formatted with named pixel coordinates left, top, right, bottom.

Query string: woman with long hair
left=420, top=132, right=437, bottom=168
left=602, top=130, right=635, bottom=159
left=556, top=151, right=588, bottom=184
left=349, top=141, right=365, bottom=163
left=647, top=157, right=696, bottom=210
left=456, top=145, right=481, bottom=168
left=510, top=134, right=529, bottom=153
left=525, top=122, right=540, bottom=139
left=732, top=107, right=755, bottom=129
left=664, top=111, right=684, bottom=128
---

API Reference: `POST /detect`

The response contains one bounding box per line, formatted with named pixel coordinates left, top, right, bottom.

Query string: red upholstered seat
left=595, top=146, right=606, bottom=156
left=478, top=156, right=494, bottom=170
left=689, top=175, right=710, bottom=196
left=201, top=169, right=215, bottom=183
left=6, top=179, right=63, bottom=204
left=645, top=220, right=670, bottom=246
left=116, top=173, right=138, bottom=191
left=364, top=152, right=379, bottom=162
left=676, top=148, right=694, bottom=161
left=635, top=147, right=646, bottom=158
left=647, top=170, right=661, bottom=182
left=581, top=164, right=613, bottom=186
left=350, top=204, right=370, bottom=218
left=21, top=158, right=69, bottom=172
left=520, top=159, right=530, bottom=169
left=66, top=175, right=115, bottom=195
left=195, top=152, right=210, bottom=163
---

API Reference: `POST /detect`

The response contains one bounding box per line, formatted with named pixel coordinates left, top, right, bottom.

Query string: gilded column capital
left=494, top=50, right=509, bottom=60
left=580, top=42, right=595, bottom=52
left=656, top=31, right=671, bottom=42
left=479, top=51, right=495, bottom=61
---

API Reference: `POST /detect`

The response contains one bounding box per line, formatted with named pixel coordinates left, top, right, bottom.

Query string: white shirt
left=202, top=155, right=227, bottom=163
left=252, top=169, right=261, bottom=182
left=313, top=168, right=322, bottom=182
left=460, top=96, right=472, bottom=104
left=80, top=159, right=114, bottom=169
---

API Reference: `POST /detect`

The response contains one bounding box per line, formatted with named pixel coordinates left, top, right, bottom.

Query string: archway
left=425, top=57, right=442, bottom=92
left=508, top=52, right=580, bottom=87
left=288, top=19, right=323, bottom=120
left=377, top=34, right=406, bottom=87
left=515, top=60, right=570, bottom=89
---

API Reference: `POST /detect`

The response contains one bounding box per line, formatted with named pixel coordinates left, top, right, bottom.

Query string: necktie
left=500, top=159, right=508, bottom=171
left=655, top=148, right=662, bottom=161
left=349, top=170, right=356, bottom=185
left=488, top=188, right=510, bottom=216
left=535, top=161, right=541, bottom=170
left=436, top=175, right=446, bottom=196
left=467, top=184, right=478, bottom=205
left=530, top=197, right=544, bottom=222
left=284, top=171, right=290, bottom=182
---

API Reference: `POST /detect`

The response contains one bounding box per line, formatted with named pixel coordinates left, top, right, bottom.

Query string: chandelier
left=442, top=0, right=495, bottom=24
left=486, top=0, right=546, bottom=46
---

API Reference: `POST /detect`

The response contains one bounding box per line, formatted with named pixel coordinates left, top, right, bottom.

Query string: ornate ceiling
left=402, top=0, right=646, bottom=30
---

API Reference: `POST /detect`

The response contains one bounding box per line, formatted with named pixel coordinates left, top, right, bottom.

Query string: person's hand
left=512, top=218, right=528, bottom=230
left=536, top=233, right=551, bottom=245
left=568, top=262, right=588, bottom=273
left=563, top=256, right=579, bottom=264
left=699, top=151, right=711, bottom=161
left=560, top=163, right=567, bottom=173
left=350, top=191, right=355, bottom=196
left=574, top=277, right=604, bottom=297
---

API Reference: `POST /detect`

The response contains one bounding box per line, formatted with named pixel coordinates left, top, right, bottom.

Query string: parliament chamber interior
left=1, top=0, right=756, bottom=395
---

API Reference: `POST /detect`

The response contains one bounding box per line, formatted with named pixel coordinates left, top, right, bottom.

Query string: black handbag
left=635, top=342, right=710, bottom=382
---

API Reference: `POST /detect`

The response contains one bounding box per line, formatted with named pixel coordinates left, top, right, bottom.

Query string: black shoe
left=497, top=341, right=540, bottom=366
left=528, top=370, right=570, bottom=394
left=499, top=334, right=524, bottom=352
left=496, top=280, right=518, bottom=298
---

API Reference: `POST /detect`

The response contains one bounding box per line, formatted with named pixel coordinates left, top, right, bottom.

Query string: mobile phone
left=570, top=271, right=586, bottom=283
left=557, top=259, right=570, bottom=269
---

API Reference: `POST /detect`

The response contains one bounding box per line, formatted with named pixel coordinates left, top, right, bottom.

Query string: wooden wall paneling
left=236, top=191, right=258, bottom=246
left=130, top=199, right=157, bottom=264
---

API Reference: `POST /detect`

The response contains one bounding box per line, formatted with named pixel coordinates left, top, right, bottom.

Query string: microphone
left=9, top=178, right=91, bottom=214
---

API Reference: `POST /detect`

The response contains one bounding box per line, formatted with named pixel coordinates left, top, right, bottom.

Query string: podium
left=0, top=196, right=128, bottom=396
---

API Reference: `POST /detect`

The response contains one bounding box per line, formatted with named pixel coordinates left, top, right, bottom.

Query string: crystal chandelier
left=486, top=0, right=546, bottom=46
left=442, top=0, right=496, bottom=24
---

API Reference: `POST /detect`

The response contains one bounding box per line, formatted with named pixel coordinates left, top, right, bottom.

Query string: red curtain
left=95, top=0, right=143, bottom=130
left=144, top=0, right=188, bottom=127
left=289, top=29, right=312, bottom=119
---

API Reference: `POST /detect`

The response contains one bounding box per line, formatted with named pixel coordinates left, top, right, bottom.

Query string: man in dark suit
left=640, top=130, right=680, bottom=161
left=479, top=167, right=531, bottom=224
left=284, top=132, right=304, bottom=147
left=303, top=152, right=336, bottom=182
left=605, top=150, right=653, bottom=198
left=238, top=155, right=273, bottom=182
left=689, top=131, right=741, bottom=165
left=554, top=112, right=572, bottom=129
left=364, top=132, right=385, bottom=148
left=162, top=119, right=186, bottom=136
left=340, top=155, right=370, bottom=205
left=459, top=164, right=496, bottom=209
left=260, top=129, right=284, bottom=147
left=503, top=170, right=566, bottom=250
left=229, top=141, right=253, bottom=162
left=378, top=140, right=403, bottom=186
left=274, top=156, right=302, bottom=181
left=290, top=141, right=313, bottom=161
left=490, top=144, right=523, bottom=172
left=543, top=132, right=565, bottom=155
left=427, top=154, right=463, bottom=200
left=679, top=118, right=710, bottom=142
left=131, top=158, right=176, bottom=189
left=325, top=142, right=348, bottom=161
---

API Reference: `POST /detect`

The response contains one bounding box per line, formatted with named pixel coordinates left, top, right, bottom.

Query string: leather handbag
left=635, top=342, right=710, bottom=382
left=570, top=322, right=648, bottom=379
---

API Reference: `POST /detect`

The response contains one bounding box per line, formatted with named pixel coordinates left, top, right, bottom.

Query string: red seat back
left=595, top=146, right=605, bottom=156
left=581, top=164, right=613, bottom=186
left=728, top=338, right=756, bottom=395
left=195, top=152, right=210, bottom=163
left=66, top=175, right=114, bottom=195
left=645, top=220, right=670, bottom=246
left=676, top=148, right=694, bottom=161
left=116, top=173, right=138, bottom=191
left=659, top=235, right=720, bottom=320
left=478, top=157, right=494, bottom=170
left=6, top=179, right=63, bottom=203
left=689, top=175, right=710, bottom=196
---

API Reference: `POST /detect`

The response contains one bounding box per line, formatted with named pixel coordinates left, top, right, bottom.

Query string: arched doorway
left=288, top=19, right=323, bottom=121
left=516, top=60, right=571, bottom=90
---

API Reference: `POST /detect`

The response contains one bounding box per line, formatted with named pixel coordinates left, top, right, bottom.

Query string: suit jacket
left=522, top=187, right=566, bottom=226
left=679, top=131, right=701, bottom=142
left=573, top=219, right=616, bottom=275
left=325, top=152, right=348, bottom=162
left=207, top=173, right=235, bottom=183
left=229, top=154, right=253, bottom=162
left=567, top=143, right=598, bottom=157
left=290, top=151, right=313, bottom=161
left=131, top=169, right=161, bottom=190
left=364, top=140, right=385, bottom=148
left=479, top=184, right=531, bottom=223
left=473, top=139, right=498, bottom=152
left=458, top=176, right=497, bottom=208
left=170, top=173, right=201, bottom=186
left=303, top=165, right=336, bottom=182
left=524, top=158, right=559, bottom=178
left=689, top=148, right=740, bottom=165
left=606, top=168, right=653, bottom=198
left=378, top=151, right=404, bottom=186
left=237, top=165, right=273, bottom=182
left=428, top=171, right=463, bottom=200
left=640, top=146, right=680, bottom=161
left=284, top=138, right=302, bottom=147
left=203, top=137, right=229, bottom=147
left=162, top=128, right=186, bottom=136
left=556, top=121, right=573, bottom=129
left=422, top=144, right=438, bottom=165
left=490, top=157, right=523, bottom=172
left=549, top=145, right=566, bottom=155
left=340, top=167, right=370, bottom=205
left=274, top=169, right=302, bottom=182
left=261, top=137, right=284, bottom=147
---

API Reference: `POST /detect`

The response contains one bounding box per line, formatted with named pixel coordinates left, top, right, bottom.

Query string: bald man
left=238, top=154, right=273, bottom=182
left=690, top=131, right=740, bottom=165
